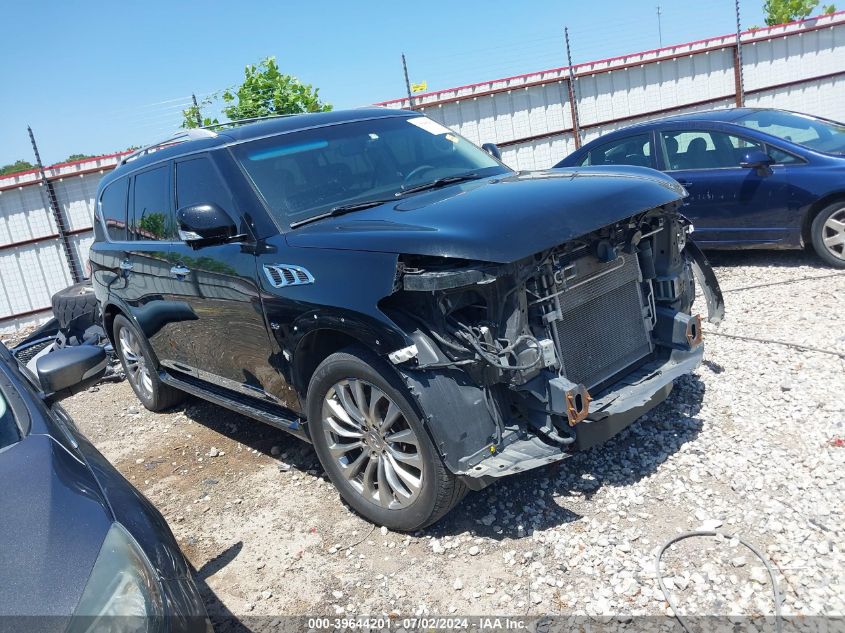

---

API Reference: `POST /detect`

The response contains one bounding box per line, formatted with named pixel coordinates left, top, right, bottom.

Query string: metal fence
left=2, top=11, right=844, bottom=333
left=376, top=11, right=845, bottom=171
left=0, top=154, right=126, bottom=332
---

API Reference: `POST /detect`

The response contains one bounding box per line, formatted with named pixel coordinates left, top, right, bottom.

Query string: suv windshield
left=736, top=110, right=845, bottom=155
left=231, top=115, right=507, bottom=227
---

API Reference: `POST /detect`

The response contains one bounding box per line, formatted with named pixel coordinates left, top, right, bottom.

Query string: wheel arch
left=101, top=301, right=125, bottom=344
left=292, top=328, right=378, bottom=398
left=802, top=192, right=845, bottom=247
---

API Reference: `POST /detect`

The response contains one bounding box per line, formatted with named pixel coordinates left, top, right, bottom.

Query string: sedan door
left=657, top=129, right=803, bottom=247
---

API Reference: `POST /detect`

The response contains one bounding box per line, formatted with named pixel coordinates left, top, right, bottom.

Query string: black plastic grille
left=12, top=339, right=53, bottom=365
left=552, top=255, right=652, bottom=388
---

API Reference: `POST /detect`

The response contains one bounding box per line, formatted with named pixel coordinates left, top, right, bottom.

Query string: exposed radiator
left=550, top=254, right=653, bottom=389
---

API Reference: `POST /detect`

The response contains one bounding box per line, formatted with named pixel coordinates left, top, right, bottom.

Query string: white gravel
left=59, top=250, right=844, bottom=627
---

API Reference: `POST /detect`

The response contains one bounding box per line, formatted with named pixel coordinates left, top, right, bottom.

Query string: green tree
left=180, top=56, right=331, bottom=129
left=221, top=57, right=331, bottom=120
left=0, top=159, right=35, bottom=176
left=180, top=95, right=220, bottom=130
left=763, top=0, right=835, bottom=25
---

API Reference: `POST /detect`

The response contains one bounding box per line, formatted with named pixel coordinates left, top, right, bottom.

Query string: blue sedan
left=555, top=108, right=845, bottom=267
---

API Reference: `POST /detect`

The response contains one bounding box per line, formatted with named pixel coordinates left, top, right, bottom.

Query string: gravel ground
left=56, top=250, right=844, bottom=630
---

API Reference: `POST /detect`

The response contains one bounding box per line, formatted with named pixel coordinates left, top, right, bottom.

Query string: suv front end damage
left=382, top=204, right=723, bottom=490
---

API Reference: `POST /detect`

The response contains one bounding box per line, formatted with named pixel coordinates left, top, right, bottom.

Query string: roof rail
left=202, top=113, right=295, bottom=131
left=119, top=115, right=297, bottom=167
left=119, top=128, right=218, bottom=165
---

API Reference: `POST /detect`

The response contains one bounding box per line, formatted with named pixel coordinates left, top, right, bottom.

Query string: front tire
left=811, top=202, right=845, bottom=268
left=307, top=347, right=467, bottom=531
left=113, top=314, right=184, bottom=411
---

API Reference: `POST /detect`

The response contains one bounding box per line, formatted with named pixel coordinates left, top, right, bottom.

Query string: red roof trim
left=45, top=150, right=132, bottom=171
left=0, top=150, right=132, bottom=183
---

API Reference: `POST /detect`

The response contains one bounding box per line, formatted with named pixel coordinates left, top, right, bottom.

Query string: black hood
left=286, top=167, right=686, bottom=263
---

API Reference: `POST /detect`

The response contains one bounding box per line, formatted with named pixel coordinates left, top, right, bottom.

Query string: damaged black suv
left=90, top=109, right=724, bottom=530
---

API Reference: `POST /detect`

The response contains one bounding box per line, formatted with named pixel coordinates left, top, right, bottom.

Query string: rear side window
left=176, top=157, right=235, bottom=215
left=661, top=130, right=763, bottom=170
left=585, top=134, right=653, bottom=168
left=99, top=177, right=129, bottom=241
left=131, top=165, right=175, bottom=241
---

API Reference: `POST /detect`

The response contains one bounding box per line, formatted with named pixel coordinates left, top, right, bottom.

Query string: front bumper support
left=460, top=347, right=703, bottom=488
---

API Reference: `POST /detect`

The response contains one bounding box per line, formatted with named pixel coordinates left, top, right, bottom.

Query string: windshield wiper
left=398, top=172, right=485, bottom=195
left=289, top=198, right=393, bottom=228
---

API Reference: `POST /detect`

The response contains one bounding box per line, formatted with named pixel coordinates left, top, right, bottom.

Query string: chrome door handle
left=119, top=260, right=133, bottom=271
left=170, top=265, right=190, bottom=277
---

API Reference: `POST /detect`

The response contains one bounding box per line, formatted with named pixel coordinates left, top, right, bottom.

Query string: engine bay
left=382, top=203, right=719, bottom=474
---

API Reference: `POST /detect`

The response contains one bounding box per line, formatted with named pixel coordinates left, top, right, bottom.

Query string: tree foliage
left=181, top=95, right=219, bottom=130
left=222, top=57, right=331, bottom=120
left=763, top=0, right=836, bottom=25
left=180, top=57, right=330, bottom=129
left=0, top=159, right=35, bottom=176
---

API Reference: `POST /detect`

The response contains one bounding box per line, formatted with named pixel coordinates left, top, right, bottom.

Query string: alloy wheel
left=118, top=327, right=153, bottom=399
left=822, top=208, right=845, bottom=261
left=321, top=378, right=423, bottom=509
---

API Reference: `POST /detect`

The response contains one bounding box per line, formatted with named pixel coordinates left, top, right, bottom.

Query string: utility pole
left=191, top=93, right=203, bottom=127
left=734, top=0, right=745, bottom=106
left=564, top=27, right=582, bottom=149
left=28, top=126, right=83, bottom=283
left=401, top=53, right=414, bottom=110
left=657, top=6, right=663, bottom=47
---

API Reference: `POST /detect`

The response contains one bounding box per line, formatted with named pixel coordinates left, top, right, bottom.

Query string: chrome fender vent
left=263, top=264, right=315, bottom=288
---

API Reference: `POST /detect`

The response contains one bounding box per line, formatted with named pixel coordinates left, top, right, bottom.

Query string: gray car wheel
left=112, top=315, right=184, bottom=411
left=811, top=202, right=845, bottom=268
left=307, top=347, right=467, bottom=530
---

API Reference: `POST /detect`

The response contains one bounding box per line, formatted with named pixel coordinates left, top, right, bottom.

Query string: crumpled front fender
left=685, top=241, right=725, bottom=325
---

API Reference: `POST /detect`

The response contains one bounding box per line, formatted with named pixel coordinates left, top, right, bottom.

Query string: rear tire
left=51, top=281, right=98, bottom=329
left=811, top=202, right=845, bottom=268
left=112, top=314, right=184, bottom=411
left=307, top=347, right=467, bottom=531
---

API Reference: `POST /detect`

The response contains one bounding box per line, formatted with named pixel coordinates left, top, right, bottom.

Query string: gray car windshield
left=231, top=116, right=507, bottom=227
left=736, top=110, right=845, bottom=155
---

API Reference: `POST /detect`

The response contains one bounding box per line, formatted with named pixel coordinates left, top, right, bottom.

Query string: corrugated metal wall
left=380, top=11, right=845, bottom=172
left=0, top=155, right=123, bottom=333
left=2, top=11, right=844, bottom=333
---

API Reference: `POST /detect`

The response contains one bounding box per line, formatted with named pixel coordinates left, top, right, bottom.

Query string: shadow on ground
left=428, top=373, right=707, bottom=540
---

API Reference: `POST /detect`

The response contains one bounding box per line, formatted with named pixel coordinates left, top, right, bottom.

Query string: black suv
left=90, top=109, right=723, bottom=530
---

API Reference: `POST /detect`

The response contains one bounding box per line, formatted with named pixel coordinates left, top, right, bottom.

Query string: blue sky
left=0, top=0, right=766, bottom=167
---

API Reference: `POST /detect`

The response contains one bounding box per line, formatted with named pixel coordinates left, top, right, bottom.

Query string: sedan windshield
left=736, top=110, right=845, bottom=155
left=231, top=115, right=508, bottom=227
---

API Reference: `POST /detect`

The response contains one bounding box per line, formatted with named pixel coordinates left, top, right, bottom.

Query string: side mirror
left=481, top=143, right=502, bottom=161
left=739, top=149, right=774, bottom=175
left=176, top=203, right=239, bottom=244
left=36, top=345, right=107, bottom=398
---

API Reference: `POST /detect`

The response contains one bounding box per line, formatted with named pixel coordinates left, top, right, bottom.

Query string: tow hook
left=565, top=384, right=592, bottom=426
